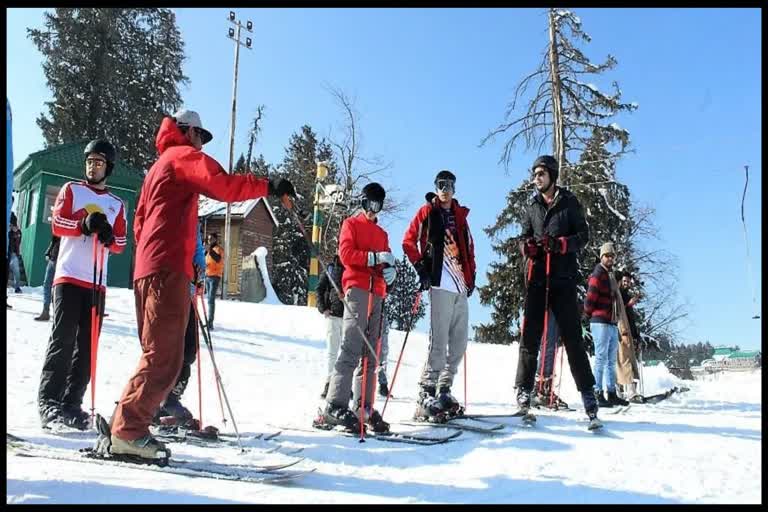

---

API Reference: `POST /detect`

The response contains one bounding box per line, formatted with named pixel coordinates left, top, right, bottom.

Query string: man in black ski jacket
left=316, top=254, right=345, bottom=398
left=516, top=155, right=599, bottom=422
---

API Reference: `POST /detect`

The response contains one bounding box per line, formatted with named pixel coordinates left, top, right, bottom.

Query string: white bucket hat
left=173, top=109, right=213, bottom=145
left=600, top=242, right=616, bottom=258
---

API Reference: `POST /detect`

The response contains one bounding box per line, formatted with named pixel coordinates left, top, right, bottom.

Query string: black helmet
left=434, top=169, right=457, bottom=193
left=84, top=139, right=117, bottom=177
left=361, top=182, right=386, bottom=213
left=531, top=155, right=559, bottom=183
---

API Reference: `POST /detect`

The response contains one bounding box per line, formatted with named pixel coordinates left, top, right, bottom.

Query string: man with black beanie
left=516, top=155, right=601, bottom=428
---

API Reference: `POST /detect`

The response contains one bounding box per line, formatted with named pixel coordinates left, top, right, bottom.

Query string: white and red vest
left=51, top=181, right=127, bottom=291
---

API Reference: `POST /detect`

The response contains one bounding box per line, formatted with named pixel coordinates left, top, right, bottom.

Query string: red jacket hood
left=155, top=116, right=193, bottom=155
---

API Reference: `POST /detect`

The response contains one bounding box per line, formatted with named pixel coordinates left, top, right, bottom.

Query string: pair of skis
left=7, top=433, right=315, bottom=484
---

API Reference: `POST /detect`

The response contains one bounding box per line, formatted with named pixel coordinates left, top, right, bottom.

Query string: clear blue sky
left=6, top=8, right=762, bottom=350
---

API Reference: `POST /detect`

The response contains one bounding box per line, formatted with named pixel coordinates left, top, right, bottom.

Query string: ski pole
left=359, top=278, right=375, bottom=442
left=463, top=350, right=468, bottom=412
left=550, top=342, right=565, bottom=408
left=192, top=293, right=203, bottom=429
left=198, top=288, right=227, bottom=426
left=192, top=293, right=243, bottom=451
left=284, top=202, right=381, bottom=367
left=89, top=238, right=98, bottom=421
left=382, top=291, right=421, bottom=417
left=90, top=241, right=106, bottom=423
left=537, top=251, right=552, bottom=395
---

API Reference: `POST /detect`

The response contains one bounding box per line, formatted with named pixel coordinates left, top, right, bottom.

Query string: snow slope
left=6, top=287, right=761, bottom=504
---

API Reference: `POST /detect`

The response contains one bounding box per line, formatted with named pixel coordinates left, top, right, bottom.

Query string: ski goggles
left=435, top=178, right=455, bottom=193
left=361, top=198, right=383, bottom=214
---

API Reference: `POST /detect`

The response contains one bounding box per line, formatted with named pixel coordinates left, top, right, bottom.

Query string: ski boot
left=606, top=390, right=629, bottom=407
left=513, top=388, right=536, bottom=424
left=39, top=401, right=64, bottom=429
left=413, top=385, right=443, bottom=421
left=581, top=390, right=603, bottom=431
left=595, top=389, right=613, bottom=408
left=313, top=403, right=362, bottom=434
left=61, top=404, right=91, bottom=431
left=361, top=405, right=390, bottom=433
left=436, top=387, right=464, bottom=418
left=158, top=394, right=194, bottom=423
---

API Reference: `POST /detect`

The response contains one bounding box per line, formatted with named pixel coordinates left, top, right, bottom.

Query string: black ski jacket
left=317, top=259, right=345, bottom=318
left=521, top=187, right=589, bottom=285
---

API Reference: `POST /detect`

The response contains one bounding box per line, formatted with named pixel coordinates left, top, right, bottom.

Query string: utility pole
left=307, top=161, right=329, bottom=308
left=222, top=11, right=253, bottom=300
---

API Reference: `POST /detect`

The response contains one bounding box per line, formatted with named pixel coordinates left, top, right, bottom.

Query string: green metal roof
left=14, top=141, right=144, bottom=191
left=727, top=351, right=760, bottom=359
left=713, top=347, right=734, bottom=356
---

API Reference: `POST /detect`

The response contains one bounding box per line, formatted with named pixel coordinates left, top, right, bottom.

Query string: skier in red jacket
left=106, top=109, right=295, bottom=461
left=402, top=170, right=476, bottom=420
left=314, top=183, right=397, bottom=434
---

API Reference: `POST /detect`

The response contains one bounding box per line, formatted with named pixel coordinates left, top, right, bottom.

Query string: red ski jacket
left=338, top=212, right=391, bottom=298
left=133, top=117, right=270, bottom=282
left=402, top=194, right=476, bottom=295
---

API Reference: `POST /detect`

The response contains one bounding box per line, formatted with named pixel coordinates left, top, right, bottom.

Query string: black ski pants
left=515, top=280, right=595, bottom=393
left=38, top=283, right=105, bottom=409
left=168, top=303, right=199, bottom=399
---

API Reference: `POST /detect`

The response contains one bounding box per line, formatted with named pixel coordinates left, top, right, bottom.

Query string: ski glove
left=414, top=260, right=432, bottom=291
left=81, top=211, right=108, bottom=236
left=382, top=266, right=397, bottom=285
left=542, top=235, right=567, bottom=254
left=97, top=223, right=115, bottom=247
left=268, top=178, right=296, bottom=199
left=367, top=251, right=396, bottom=267
left=520, top=238, right=540, bottom=258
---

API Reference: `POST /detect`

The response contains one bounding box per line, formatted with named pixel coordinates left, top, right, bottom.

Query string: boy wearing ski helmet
left=516, top=155, right=601, bottom=426
left=38, top=139, right=127, bottom=430
left=316, top=182, right=396, bottom=434
left=402, top=170, right=476, bottom=420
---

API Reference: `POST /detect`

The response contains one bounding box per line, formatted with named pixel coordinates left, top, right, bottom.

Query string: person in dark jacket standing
left=403, top=170, right=476, bottom=420
left=314, top=183, right=396, bottom=434
left=583, top=242, right=629, bottom=407
left=316, top=253, right=345, bottom=399
left=35, top=235, right=61, bottom=321
left=8, top=210, right=22, bottom=293
left=516, top=155, right=599, bottom=424
left=105, top=109, right=295, bottom=461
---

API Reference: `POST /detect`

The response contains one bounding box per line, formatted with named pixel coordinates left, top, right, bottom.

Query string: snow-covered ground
left=6, top=286, right=762, bottom=504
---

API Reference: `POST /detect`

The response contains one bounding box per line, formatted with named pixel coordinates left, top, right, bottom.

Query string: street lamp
left=222, top=11, right=253, bottom=300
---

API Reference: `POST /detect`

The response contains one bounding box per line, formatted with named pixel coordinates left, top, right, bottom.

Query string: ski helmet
left=531, top=155, right=559, bottom=184
left=84, top=139, right=117, bottom=182
left=434, top=169, right=456, bottom=193
left=361, top=182, right=386, bottom=213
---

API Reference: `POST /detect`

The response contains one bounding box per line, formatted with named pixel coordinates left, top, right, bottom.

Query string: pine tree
left=482, top=8, right=637, bottom=184
left=385, top=256, right=427, bottom=331
left=270, top=125, right=339, bottom=305
left=28, top=8, right=187, bottom=172
left=233, top=154, right=247, bottom=174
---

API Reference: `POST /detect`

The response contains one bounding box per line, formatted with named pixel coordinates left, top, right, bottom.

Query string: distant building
left=198, top=196, right=278, bottom=299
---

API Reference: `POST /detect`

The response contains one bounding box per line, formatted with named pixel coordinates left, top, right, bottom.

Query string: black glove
left=414, top=260, right=431, bottom=291
left=269, top=178, right=296, bottom=198
left=97, top=223, right=115, bottom=247
left=81, top=212, right=108, bottom=236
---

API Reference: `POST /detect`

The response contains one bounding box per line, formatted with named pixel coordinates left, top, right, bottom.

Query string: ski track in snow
left=6, top=287, right=761, bottom=504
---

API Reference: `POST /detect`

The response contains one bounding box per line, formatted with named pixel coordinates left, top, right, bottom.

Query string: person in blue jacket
left=154, top=222, right=206, bottom=425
